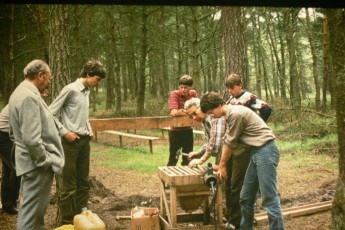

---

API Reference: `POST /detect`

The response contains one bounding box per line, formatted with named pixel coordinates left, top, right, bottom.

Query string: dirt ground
left=0, top=136, right=337, bottom=230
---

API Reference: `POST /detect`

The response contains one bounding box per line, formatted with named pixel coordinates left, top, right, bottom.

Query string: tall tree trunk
left=35, top=5, right=50, bottom=63
left=286, top=8, right=301, bottom=116
left=251, top=14, right=262, bottom=98
left=48, top=4, right=70, bottom=103
left=127, top=10, right=137, bottom=100
left=321, top=15, right=329, bottom=113
left=190, top=7, right=201, bottom=92
left=114, top=41, right=121, bottom=113
left=211, top=37, right=219, bottom=92
left=305, top=8, right=321, bottom=111
left=175, top=7, right=182, bottom=81
left=2, top=4, right=14, bottom=104
left=328, top=8, right=345, bottom=229
left=265, top=11, right=283, bottom=99
left=136, top=6, right=148, bottom=116
left=70, top=5, right=82, bottom=81
left=221, top=6, right=248, bottom=100
left=105, top=9, right=116, bottom=110
left=277, top=12, right=288, bottom=100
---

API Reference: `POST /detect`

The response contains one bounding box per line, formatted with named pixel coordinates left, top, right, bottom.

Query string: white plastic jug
left=73, top=208, right=106, bottom=230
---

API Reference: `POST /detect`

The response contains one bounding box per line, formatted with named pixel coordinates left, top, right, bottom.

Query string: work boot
left=2, top=205, right=18, bottom=215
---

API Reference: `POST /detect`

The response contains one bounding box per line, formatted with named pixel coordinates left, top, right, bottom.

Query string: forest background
left=0, top=4, right=345, bottom=229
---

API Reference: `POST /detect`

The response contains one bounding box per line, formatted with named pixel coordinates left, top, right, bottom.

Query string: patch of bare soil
left=0, top=135, right=337, bottom=230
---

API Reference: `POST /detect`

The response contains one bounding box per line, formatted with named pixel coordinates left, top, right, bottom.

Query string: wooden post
left=149, top=140, right=153, bottom=154
left=119, top=136, right=123, bottom=147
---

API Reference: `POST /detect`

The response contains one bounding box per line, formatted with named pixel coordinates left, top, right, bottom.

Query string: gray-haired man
left=9, top=59, right=65, bottom=230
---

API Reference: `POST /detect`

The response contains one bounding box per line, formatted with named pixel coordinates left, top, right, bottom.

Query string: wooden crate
left=158, top=166, right=225, bottom=229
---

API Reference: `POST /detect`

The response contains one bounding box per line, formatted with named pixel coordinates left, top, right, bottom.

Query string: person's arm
left=206, top=117, right=225, bottom=156
left=188, top=144, right=206, bottom=159
left=21, top=96, right=51, bottom=169
left=256, top=99, right=272, bottom=122
left=249, top=94, right=272, bottom=122
left=218, top=109, right=244, bottom=180
left=49, top=87, right=70, bottom=136
left=217, top=144, right=233, bottom=181
left=169, top=91, right=186, bottom=116
left=49, top=87, right=80, bottom=142
left=195, top=117, right=224, bottom=164
left=188, top=144, right=208, bottom=167
left=170, top=108, right=186, bottom=116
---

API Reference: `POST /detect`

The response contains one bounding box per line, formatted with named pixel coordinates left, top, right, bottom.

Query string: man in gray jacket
left=8, top=59, right=65, bottom=230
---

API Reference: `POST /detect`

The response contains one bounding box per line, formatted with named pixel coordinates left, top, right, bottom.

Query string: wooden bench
left=160, top=127, right=205, bottom=139
left=102, top=130, right=160, bottom=154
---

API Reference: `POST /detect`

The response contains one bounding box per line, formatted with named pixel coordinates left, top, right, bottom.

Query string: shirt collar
left=235, top=89, right=246, bottom=99
left=76, top=78, right=89, bottom=92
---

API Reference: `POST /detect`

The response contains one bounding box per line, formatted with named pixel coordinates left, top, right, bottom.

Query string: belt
left=76, top=134, right=90, bottom=138
left=0, top=130, right=10, bottom=135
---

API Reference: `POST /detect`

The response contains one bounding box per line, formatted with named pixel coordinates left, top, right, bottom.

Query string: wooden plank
left=160, top=181, right=172, bottom=225
left=102, top=130, right=160, bottom=140
left=90, top=116, right=201, bottom=132
left=255, top=201, right=333, bottom=218
left=101, top=130, right=159, bottom=154
left=161, top=127, right=204, bottom=135
left=255, top=201, right=333, bottom=225
left=193, top=130, right=204, bottom=135
left=158, top=166, right=207, bottom=186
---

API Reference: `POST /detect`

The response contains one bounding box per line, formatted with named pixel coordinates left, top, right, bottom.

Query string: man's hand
left=188, top=151, right=199, bottom=160
left=217, top=164, right=227, bottom=181
left=213, top=164, right=219, bottom=171
left=64, top=131, right=80, bottom=142
left=188, top=159, right=203, bottom=168
left=170, top=108, right=187, bottom=117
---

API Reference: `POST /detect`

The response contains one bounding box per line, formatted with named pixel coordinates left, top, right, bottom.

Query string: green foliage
left=281, top=151, right=337, bottom=170
left=91, top=122, right=338, bottom=174
left=272, top=113, right=336, bottom=142
left=91, top=143, right=205, bottom=173
left=273, top=115, right=338, bottom=166
left=90, top=92, right=170, bottom=118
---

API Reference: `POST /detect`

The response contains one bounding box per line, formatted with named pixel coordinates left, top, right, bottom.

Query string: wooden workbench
left=158, top=166, right=225, bottom=230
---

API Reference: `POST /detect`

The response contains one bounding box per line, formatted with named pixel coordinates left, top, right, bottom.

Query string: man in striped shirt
left=225, top=73, right=271, bottom=123
left=167, top=75, right=198, bottom=166
left=184, top=97, right=225, bottom=167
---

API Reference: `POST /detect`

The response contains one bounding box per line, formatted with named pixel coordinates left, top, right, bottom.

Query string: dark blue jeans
left=240, top=140, right=284, bottom=230
left=55, top=135, right=91, bottom=226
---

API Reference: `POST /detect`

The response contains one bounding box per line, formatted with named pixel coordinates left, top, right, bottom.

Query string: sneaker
left=225, top=222, right=236, bottom=230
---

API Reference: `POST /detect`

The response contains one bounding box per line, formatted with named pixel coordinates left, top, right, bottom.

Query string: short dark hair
left=200, top=92, right=225, bottom=113
left=178, top=75, right=193, bottom=86
left=80, top=59, right=106, bottom=79
left=225, top=73, right=242, bottom=88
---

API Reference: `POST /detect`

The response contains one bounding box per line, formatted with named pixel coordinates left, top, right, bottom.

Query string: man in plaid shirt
left=184, top=97, right=251, bottom=230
